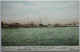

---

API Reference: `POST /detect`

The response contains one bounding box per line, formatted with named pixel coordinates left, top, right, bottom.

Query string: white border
left=1, top=46, right=79, bottom=51
left=0, top=1, right=1, bottom=52
left=0, top=0, right=79, bottom=1
left=79, top=0, right=80, bottom=51
left=0, top=0, right=79, bottom=52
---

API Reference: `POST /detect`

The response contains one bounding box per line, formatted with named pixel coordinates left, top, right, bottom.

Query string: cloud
left=1, top=1, right=79, bottom=24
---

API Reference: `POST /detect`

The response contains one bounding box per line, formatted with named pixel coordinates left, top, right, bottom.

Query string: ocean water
left=2, top=27, right=79, bottom=46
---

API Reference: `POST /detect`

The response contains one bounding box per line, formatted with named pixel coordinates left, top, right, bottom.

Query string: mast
left=45, top=16, right=47, bottom=25
left=46, top=17, right=47, bottom=25
left=44, top=16, right=47, bottom=25
left=40, top=17, right=42, bottom=24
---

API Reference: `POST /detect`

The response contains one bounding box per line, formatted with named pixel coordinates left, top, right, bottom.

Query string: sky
left=1, top=1, right=79, bottom=24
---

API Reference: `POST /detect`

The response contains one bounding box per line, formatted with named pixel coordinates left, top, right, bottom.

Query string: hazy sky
left=1, top=1, right=79, bottom=24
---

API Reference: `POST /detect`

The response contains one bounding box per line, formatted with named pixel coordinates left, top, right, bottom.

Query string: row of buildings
left=1, top=21, right=79, bottom=28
